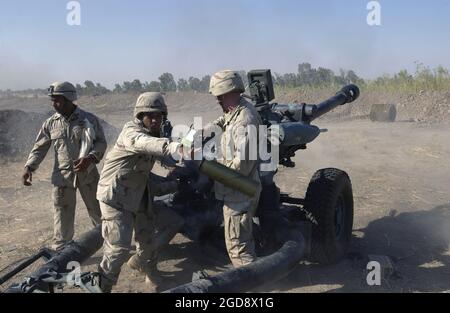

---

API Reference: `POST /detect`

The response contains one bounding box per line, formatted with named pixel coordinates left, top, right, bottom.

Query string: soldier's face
left=141, top=112, right=163, bottom=134
left=51, top=95, right=70, bottom=115
left=216, top=93, right=240, bottom=113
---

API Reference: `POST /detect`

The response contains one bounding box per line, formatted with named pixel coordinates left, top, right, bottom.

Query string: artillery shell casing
left=199, top=160, right=259, bottom=197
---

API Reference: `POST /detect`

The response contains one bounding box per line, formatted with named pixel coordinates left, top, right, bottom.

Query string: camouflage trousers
left=223, top=200, right=258, bottom=267
left=51, top=181, right=102, bottom=250
left=98, top=199, right=184, bottom=286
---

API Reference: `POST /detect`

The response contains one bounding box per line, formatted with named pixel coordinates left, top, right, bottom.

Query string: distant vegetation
left=364, top=63, right=450, bottom=93
left=1, top=63, right=449, bottom=97
left=273, top=62, right=450, bottom=94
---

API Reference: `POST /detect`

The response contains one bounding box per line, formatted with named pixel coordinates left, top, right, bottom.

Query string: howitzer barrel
left=271, top=84, right=360, bottom=123
left=305, top=84, right=360, bottom=121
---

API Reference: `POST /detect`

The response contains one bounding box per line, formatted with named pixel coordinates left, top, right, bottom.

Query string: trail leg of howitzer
left=4, top=223, right=306, bottom=293
left=3, top=225, right=103, bottom=293
left=163, top=240, right=305, bottom=293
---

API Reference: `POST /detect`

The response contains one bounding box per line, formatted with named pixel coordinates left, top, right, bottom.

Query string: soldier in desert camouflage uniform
left=207, top=70, right=262, bottom=267
left=22, top=82, right=107, bottom=251
left=96, top=92, right=183, bottom=292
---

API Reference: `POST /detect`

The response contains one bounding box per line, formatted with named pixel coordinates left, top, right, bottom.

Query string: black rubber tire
left=305, top=168, right=354, bottom=264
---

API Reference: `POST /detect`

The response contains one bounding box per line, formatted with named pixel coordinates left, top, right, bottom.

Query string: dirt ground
left=0, top=93, right=449, bottom=293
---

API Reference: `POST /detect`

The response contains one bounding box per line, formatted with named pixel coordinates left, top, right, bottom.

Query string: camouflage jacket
left=212, top=97, right=262, bottom=203
left=25, top=106, right=107, bottom=187
left=96, top=119, right=179, bottom=213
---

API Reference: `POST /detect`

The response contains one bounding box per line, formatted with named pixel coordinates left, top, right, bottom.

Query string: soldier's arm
left=88, top=116, right=107, bottom=163
left=204, top=115, right=225, bottom=133
left=158, top=154, right=178, bottom=168
left=203, top=115, right=225, bottom=143
left=24, top=121, right=52, bottom=172
left=123, top=127, right=180, bottom=158
left=212, top=115, right=225, bottom=129
left=228, top=113, right=258, bottom=175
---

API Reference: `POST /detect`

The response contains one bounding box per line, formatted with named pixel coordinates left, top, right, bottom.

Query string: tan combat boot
left=127, top=254, right=148, bottom=273
left=127, top=254, right=163, bottom=291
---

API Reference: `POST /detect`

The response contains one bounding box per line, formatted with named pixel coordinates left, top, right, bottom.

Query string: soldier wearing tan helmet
left=96, top=92, right=183, bottom=292
left=22, top=82, right=107, bottom=251
left=208, top=70, right=262, bottom=267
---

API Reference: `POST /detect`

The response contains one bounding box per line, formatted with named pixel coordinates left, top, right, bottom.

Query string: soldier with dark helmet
left=22, top=82, right=107, bottom=251
left=96, top=92, right=183, bottom=292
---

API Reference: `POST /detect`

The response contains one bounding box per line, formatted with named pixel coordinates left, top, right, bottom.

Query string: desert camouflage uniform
left=213, top=97, right=262, bottom=267
left=24, top=106, right=107, bottom=250
left=97, top=119, right=180, bottom=287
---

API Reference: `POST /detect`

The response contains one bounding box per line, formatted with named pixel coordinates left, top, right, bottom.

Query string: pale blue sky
left=0, top=0, right=449, bottom=89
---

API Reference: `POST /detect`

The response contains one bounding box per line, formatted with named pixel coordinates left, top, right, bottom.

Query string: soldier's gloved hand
left=22, top=166, right=33, bottom=186
left=74, top=155, right=95, bottom=173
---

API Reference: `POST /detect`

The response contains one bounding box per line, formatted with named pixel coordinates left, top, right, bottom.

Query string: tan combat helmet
left=134, top=92, right=168, bottom=118
left=47, top=82, right=77, bottom=102
left=209, top=70, right=245, bottom=97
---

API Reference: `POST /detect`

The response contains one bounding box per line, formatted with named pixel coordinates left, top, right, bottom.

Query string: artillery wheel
left=305, top=168, right=353, bottom=264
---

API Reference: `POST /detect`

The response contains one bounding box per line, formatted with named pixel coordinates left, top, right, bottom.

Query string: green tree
left=131, top=79, right=143, bottom=92
left=199, top=75, right=211, bottom=92
left=83, top=81, right=96, bottom=94
left=177, top=78, right=189, bottom=91
left=113, top=84, right=123, bottom=93
left=75, top=83, right=83, bottom=95
left=345, top=70, right=363, bottom=85
left=84, top=80, right=95, bottom=89
left=316, top=67, right=334, bottom=85
left=159, top=73, right=177, bottom=92
left=298, top=62, right=316, bottom=85
left=95, top=83, right=109, bottom=95
left=188, top=77, right=202, bottom=92
left=148, top=81, right=161, bottom=92
left=122, top=81, right=132, bottom=92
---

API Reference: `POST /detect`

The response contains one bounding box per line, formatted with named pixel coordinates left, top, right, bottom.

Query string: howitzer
left=2, top=68, right=359, bottom=294
left=247, top=69, right=360, bottom=167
